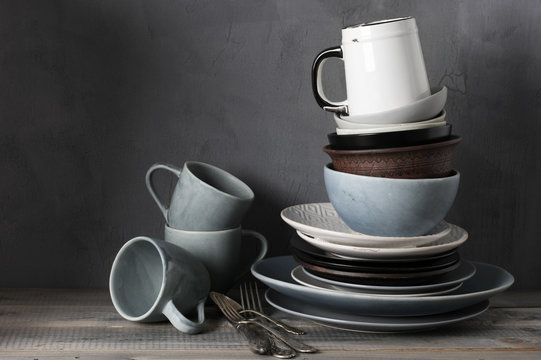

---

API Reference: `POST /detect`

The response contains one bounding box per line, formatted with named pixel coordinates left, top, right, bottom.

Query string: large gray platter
left=252, top=256, right=513, bottom=316
left=266, top=289, right=489, bottom=333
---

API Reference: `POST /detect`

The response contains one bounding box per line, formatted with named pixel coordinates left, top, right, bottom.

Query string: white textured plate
left=336, top=120, right=447, bottom=135
left=290, top=266, right=463, bottom=296
left=336, top=112, right=446, bottom=134
left=335, top=110, right=446, bottom=130
left=251, top=256, right=514, bottom=316
left=296, top=223, right=467, bottom=259
left=337, top=86, right=447, bottom=125
left=281, top=203, right=451, bottom=248
left=266, top=289, right=489, bottom=333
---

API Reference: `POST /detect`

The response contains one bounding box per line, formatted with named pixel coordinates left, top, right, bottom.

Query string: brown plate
left=290, top=234, right=460, bottom=267
left=292, top=245, right=460, bottom=274
left=296, top=256, right=461, bottom=286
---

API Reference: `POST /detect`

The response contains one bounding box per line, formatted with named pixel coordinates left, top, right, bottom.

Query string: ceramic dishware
left=291, top=239, right=461, bottom=274
left=334, top=109, right=446, bottom=132
left=289, top=233, right=462, bottom=266
left=146, top=161, right=254, bottom=231
left=323, top=135, right=461, bottom=179
left=312, top=17, right=430, bottom=117
left=294, top=255, right=460, bottom=286
left=297, top=262, right=475, bottom=294
left=295, top=221, right=467, bottom=259
left=251, top=256, right=514, bottom=316
left=324, top=164, right=460, bottom=236
left=290, top=242, right=477, bottom=293
left=280, top=203, right=451, bottom=248
left=266, top=290, right=489, bottom=333
left=327, top=124, right=452, bottom=150
left=164, top=225, right=267, bottom=292
left=334, top=86, right=447, bottom=125
left=109, top=236, right=210, bottom=334
left=336, top=121, right=446, bottom=135
left=290, top=266, right=464, bottom=296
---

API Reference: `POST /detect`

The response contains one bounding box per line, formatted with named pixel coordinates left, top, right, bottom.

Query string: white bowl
left=337, top=86, right=447, bottom=125
left=336, top=111, right=447, bottom=135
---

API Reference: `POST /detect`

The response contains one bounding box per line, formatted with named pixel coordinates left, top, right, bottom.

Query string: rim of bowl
left=323, top=135, right=462, bottom=155
left=324, top=163, right=460, bottom=181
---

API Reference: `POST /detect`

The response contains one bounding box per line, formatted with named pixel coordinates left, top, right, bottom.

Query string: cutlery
left=211, top=292, right=318, bottom=354
left=240, top=282, right=305, bottom=335
left=210, top=292, right=294, bottom=357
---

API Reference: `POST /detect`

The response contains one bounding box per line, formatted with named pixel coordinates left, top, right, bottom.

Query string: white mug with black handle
left=312, top=17, right=430, bottom=119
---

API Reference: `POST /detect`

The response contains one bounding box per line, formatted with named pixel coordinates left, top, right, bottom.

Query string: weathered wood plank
left=1, top=350, right=541, bottom=360
left=1, top=308, right=540, bottom=351
left=1, top=289, right=541, bottom=359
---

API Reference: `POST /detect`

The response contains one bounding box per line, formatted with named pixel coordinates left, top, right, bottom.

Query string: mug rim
left=341, top=16, right=418, bottom=43
left=110, top=236, right=166, bottom=321
left=344, top=16, right=413, bottom=30
left=325, top=163, right=460, bottom=182
left=185, top=161, right=255, bottom=201
left=165, top=224, right=241, bottom=234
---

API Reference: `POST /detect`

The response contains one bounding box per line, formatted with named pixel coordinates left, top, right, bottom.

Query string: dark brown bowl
left=323, top=135, right=462, bottom=179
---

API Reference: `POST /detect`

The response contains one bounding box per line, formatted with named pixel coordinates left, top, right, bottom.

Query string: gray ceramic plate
left=251, top=256, right=513, bottom=316
left=265, top=289, right=489, bottom=333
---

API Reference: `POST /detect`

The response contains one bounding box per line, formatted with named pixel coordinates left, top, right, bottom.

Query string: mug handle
left=145, top=163, right=182, bottom=222
left=311, top=46, right=348, bottom=114
left=162, top=298, right=206, bottom=334
left=232, top=230, right=268, bottom=285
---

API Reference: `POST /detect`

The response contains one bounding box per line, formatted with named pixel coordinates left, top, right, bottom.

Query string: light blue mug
left=109, top=236, right=210, bottom=334
left=146, top=162, right=254, bottom=231
left=164, top=225, right=268, bottom=292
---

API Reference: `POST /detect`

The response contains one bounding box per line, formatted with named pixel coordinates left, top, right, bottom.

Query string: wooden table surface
left=1, top=288, right=540, bottom=359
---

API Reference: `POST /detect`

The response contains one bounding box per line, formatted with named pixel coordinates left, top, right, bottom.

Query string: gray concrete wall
left=1, top=0, right=540, bottom=289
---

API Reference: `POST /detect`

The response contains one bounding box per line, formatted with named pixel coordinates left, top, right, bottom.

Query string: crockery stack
left=251, top=16, right=514, bottom=333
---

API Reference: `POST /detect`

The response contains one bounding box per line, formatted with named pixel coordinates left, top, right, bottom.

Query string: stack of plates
left=250, top=203, right=514, bottom=332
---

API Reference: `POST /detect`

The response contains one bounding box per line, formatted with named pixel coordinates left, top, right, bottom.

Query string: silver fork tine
left=249, top=282, right=256, bottom=310
left=215, top=296, right=237, bottom=321
left=253, top=282, right=263, bottom=313
left=246, top=283, right=253, bottom=310
left=240, top=283, right=246, bottom=309
left=213, top=292, right=317, bottom=353
left=239, top=282, right=306, bottom=335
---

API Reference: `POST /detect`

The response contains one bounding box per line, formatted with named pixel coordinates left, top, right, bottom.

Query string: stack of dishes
left=325, top=89, right=461, bottom=181
left=332, top=86, right=448, bottom=135
left=250, top=203, right=514, bottom=332
left=251, top=17, right=514, bottom=333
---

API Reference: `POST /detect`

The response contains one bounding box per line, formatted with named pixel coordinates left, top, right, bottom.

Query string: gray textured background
left=1, top=0, right=540, bottom=289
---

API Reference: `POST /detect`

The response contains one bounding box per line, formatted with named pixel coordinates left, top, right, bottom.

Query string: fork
left=239, top=282, right=305, bottom=335
left=210, top=292, right=296, bottom=358
left=211, top=292, right=318, bottom=354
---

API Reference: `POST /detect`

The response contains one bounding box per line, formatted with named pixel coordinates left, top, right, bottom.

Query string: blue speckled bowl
left=324, top=164, right=460, bottom=237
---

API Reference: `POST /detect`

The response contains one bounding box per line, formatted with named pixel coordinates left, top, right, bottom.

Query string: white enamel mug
left=312, top=17, right=430, bottom=118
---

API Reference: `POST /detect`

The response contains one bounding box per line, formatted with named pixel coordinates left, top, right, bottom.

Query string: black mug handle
left=311, top=46, right=348, bottom=114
